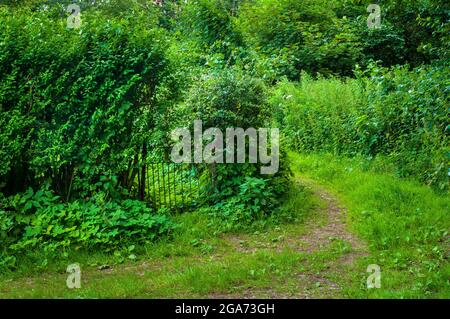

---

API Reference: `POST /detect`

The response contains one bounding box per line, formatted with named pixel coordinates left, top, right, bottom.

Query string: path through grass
left=1, top=152, right=447, bottom=298
left=0, top=159, right=365, bottom=298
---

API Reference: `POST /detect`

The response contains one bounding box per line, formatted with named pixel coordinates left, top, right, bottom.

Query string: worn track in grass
left=209, top=176, right=368, bottom=298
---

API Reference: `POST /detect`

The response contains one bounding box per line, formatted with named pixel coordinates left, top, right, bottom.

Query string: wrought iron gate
left=144, top=162, right=213, bottom=211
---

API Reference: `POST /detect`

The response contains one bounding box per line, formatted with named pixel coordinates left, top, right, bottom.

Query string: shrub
left=0, top=185, right=176, bottom=268
left=0, top=5, right=174, bottom=199
left=178, top=68, right=291, bottom=223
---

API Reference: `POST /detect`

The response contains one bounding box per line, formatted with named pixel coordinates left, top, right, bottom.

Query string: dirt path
left=213, top=177, right=368, bottom=298
left=295, top=177, right=367, bottom=259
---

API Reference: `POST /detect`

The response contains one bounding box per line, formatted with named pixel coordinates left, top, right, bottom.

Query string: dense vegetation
left=271, top=64, right=449, bottom=190
left=0, top=0, right=448, bottom=298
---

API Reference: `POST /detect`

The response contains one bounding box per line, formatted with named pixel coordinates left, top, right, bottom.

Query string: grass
left=0, top=152, right=448, bottom=298
left=291, top=152, right=450, bottom=298
left=1, top=177, right=340, bottom=298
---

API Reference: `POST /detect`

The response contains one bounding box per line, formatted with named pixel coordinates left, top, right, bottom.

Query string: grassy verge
left=291, top=152, right=449, bottom=298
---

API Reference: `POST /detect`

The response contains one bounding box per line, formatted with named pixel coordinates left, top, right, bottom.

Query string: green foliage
left=184, top=68, right=269, bottom=129
left=235, top=0, right=448, bottom=80
left=208, top=176, right=285, bottom=230
left=271, top=64, right=449, bottom=190
left=0, top=185, right=176, bottom=269
left=270, top=73, right=366, bottom=154
left=236, top=0, right=338, bottom=79
left=384, top=0, right=450, bottom=65
left=0, top=5, right=176, bottom=198
left=177, top=68, right=290, bottom=224
left=412, top=0, right=450, bottom=64
left=179, top=0, right=243, bottom=60
left=358, top=63, right=449, bottom=189
left=350, top=16, right=406, bottom=66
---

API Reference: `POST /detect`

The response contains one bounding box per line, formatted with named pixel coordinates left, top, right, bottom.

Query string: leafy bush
left=0, top=185, right=176, bottom=268
left=0, top=5, right=175, bottom=199
left=359, top=63, right=449, bottom=189
left=350, top=16, right=406, bottom=67
left=176, top=68, right=291, bottom=224
left=236, top=0, right=339, bottom=79
left=234, top=0, right=449, bottom=80
left=208, top=177, right=277, bottom=228
left=178, top=0, right=243, bottom=62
